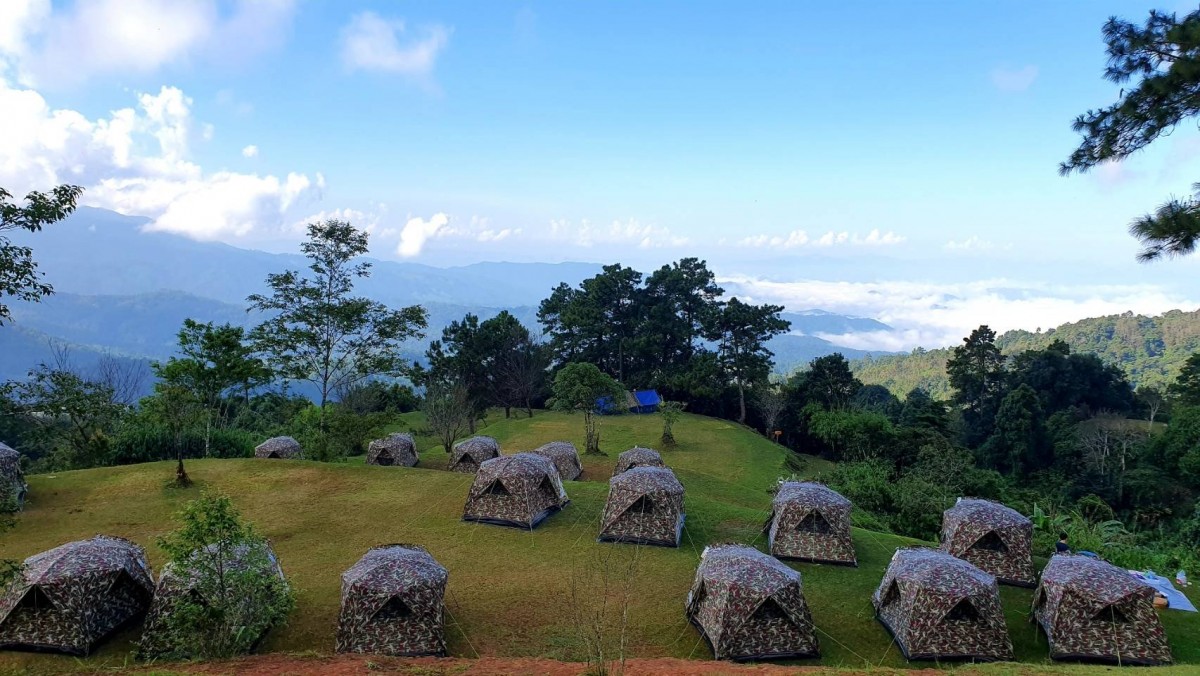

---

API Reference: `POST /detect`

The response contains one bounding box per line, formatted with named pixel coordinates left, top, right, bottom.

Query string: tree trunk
left=526, top=399, right=533, bottom=418
left=737, top=381, right=747, bottom=424
left=505, top=406, right=511, bottom=419
left=175, top=441, right=192, bottom=488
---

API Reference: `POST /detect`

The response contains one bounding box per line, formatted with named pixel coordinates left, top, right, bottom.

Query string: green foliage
left=1062, top=9, right=1200, bottom=260
left=110, top=419, right=255, bottom=464
left=0, top=184, right=83, bottom=323
left=550, top=363, right=625, bottom=455
left=713, top=297, right=790, bottom=423
left=794, top=353, right=862, bottom=411
left=290, top=404, right=387, bottom=462
left=659, top=400, right=684, bottom=446
left=980, top=384, right=1048, bottom=475
left=946, top=325, right=1006, bottom=446
left=247, top=219, right=427, bottom=427
left=151, top=492, right=293, bottom=659
left=808, top=409, right=895, bottom=462
left=2, top=363, right=127, bottom=471
left=1170, top=352, right=1200, bottom=407
left=422, top=379, right=473, bottom=454
left=337, top=380, right=420, bottom=415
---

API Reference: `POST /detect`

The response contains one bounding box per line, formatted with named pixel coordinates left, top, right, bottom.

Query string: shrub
left=110, top=422, right=255, bottom=465
left=148, top=493, right=293, bottom=659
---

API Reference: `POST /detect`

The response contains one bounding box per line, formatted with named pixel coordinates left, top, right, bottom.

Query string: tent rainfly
left=873, top=547, right=1013, bottom=662
left=1033, top=554, right=1171, bottom=665
left=686, top=544, right=819, bottom=661
left=336, top=544, right=448, bottom=657
left=599, top=466, right=685, bottom=547
left=138, top=541, right=287, bottom=658
left=255, top=436, right=302, bottom=460
left=766, top=482, right=856, bottom=566
left=0, top=536, right=154, bottom=655
left=462, top=453, right=569, bottom=529
left=367, top=433, right=418, bottom=467
left=939, top=497, right=1036, bottom=587
left=530, top=441, right=583, bottom=481
left=448, top=436, right=500, bottom=473
left=613, top=447, right=665, bottom=476
left=0, top=442, right=27, bottom=511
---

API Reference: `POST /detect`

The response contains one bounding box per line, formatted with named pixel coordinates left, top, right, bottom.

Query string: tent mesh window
left=796, top=511, right=833, bottom=534
left=108, top=570, right=148, bottom=601
left=15, top=586, right=53, bottom=611
left=1093, top=604, right=1130, bottom=624
left=689, top=581, right=706, bottom=612
left=881, top=581, right=900, bottom=608
left=946, top=598, right=980, bottom=622
left=971, top=531, right=1008, bottom=553
left=752, top=597, right=788, bottom=621
left=484, top=480, right=509, bottom=496
left=537, top=477, right=558, bottom=502
left=374, top=596, right=413, bottom=620
left=627, top=495, right=655, bottom=514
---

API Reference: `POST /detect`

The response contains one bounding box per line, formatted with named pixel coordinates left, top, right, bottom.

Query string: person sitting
left=1055, top=533, right=1070, bottom=554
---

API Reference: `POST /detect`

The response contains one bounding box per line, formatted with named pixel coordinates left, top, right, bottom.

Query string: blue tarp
left=1134, top=573, right=1198, bottom=612
left=597, top=389, right=662, bottom=414
left=632, top=389, right=661, bottom=413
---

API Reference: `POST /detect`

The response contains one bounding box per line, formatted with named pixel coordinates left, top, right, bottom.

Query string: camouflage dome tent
left=138, top=541, right=287, bottom=658
left=367, top=433, right=418, bottom=467
left=0, top=535, right=153, bottom=655
left=1033, top=554, right=1171, bottom=665
left=939, top=497, right=1036, bottom=587
left=255, top=436, right=302, bottom=459
left=613, top=446, right=665, bottom=476
left=336, top=544, right=448, bottom=657
left=530, top=441, right=583, bottom=481
left=598, top=466, right=685, bottom=547
left=0, top=442, right=27, bottom=510
left=872, top=547, right=1013, bottom=662
left=448, top=436, right=500, bottom=473
left=462, top=453, right=569, bottom=529
left=766, top=482, right=856, bottom=566
left=685, top=544, right=819, bottom=661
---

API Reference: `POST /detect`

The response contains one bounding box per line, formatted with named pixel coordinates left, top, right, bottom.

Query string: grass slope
left=1, top=412, right=1197, bottom=674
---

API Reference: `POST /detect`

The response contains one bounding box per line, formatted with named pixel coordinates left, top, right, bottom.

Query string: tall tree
left=154, top=320, right=269, bottom=456
left=248, top=220, right=427, bottom=431
left=946, top=326, right=1007, bottom=447
left=713, top=297, right=789, bottom=424
left=143, top=382, right=203, bottom=487
left=478, top=312, right=546, bottom=418
left=422, top=379, right=473, bottom=454
left=537, top=265, right=643, bottom=381
left=425, top=314, right=488, bottom=431
left=550, top=362, right=625, bottom=455
left=1169, top=352, right=1200, bottom=407
left=1062, top=9, right=1200, bottom=260
left=800, top=353, right=863, bottom=411
left=637, top=258, right=723, bottom=378
left=979, top=384, right=1047, bottom=475
left=0, top=184, right=83, bottom=322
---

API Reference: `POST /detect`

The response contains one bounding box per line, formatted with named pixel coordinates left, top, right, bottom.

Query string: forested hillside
left=853, top=309, right=1200, bottom=397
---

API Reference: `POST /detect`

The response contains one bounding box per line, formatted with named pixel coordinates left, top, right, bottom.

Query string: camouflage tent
left=336, top=544, right=448, bottom=657
left=1033, top=554, right=1171, bottom=665
left=685, top=544, right=819, bottom=661
left=138, top=541, right=286, bottom=658
left=530, top=441, right=582, bottom=481
left=367, top=433, right=418, bottom=467
left=448, top=436, right=500, bottom=473
left=598, top=466, right=685, bottom=547
left=613, top=446, right=665, bottom=476
left=939, top=498, right=1035, bottom=587
left=872, top=547, right=1013, bottom=662
left=0, top=535, right=153, bottom=655
left=462, top=453, right=569, bottom=529
left=766, top=482, right=855, bottom=566
left=255, top=436, right=302, bottom=459
left=0, top=442, right=27, bottom=511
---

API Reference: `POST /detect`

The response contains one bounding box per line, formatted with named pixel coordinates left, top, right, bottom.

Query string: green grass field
left=1, top=411, right=1197, bottom=674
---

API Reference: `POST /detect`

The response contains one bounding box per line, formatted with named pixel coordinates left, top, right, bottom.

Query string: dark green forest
left=853, top=309, right=1200, bottom=398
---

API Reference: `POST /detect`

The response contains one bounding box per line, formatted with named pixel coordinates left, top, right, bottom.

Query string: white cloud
left=721, top=275, right=1198, bottom=351
left=944, top=236, right=1007, bottom=252
left=738, top=228, right=904, bottom=249
left=548, top=218, right=689, bottom=249
left=242, top=144, right=259, bottom=158
left=0, top=77, right=323, bottom=242
left=2, top=0, right=297, bottom=88
left=340, top=12, right=450, bottom=77
left=397, top=213, right=450, bottom=257
left=990, top=65, right=1038, bottom=92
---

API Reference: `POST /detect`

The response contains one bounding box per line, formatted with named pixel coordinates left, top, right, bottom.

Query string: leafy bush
left=110, top=421, right=255, bottom=464
left=148, top=493, right=293, bottom=659
left=291, top=404, right=388, bottom=461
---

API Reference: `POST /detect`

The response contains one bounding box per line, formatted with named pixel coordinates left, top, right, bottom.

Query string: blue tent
left=631, top=389, right=661, bottom=414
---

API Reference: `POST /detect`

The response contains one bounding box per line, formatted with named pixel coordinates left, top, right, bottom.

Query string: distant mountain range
left=0, top=207, right=895, bottom=384
left=852, top=309, right=1200, bottom=398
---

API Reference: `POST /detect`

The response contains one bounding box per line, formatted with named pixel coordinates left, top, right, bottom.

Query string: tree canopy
left=0, top=184, right=83, bottom=322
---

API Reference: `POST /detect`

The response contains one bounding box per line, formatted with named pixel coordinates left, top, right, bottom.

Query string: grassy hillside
left=852, top=308, right=1200, bottom=398
left=0, top=412, right=1197, bottom=673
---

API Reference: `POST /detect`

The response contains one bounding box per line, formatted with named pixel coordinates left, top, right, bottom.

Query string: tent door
left=796, top=511, right=833, bottom=534
left=14, top=585, right=55, bottom=612
left=373, top=595, right=414, bottom=620
left=752, top=597, right=789, bottom=621
left=881, top=581, right=900, bottom=607
left=971, top=530, right=1008, bottom=553
left=376, top=454, right=395, bottom=466
left=945, top=598, right=980, bottom=622
left=484, top=480, right=509, bottom=496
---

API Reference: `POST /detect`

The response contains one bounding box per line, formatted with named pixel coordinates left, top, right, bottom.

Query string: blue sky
left=2, top=0, right=1199, bottom=348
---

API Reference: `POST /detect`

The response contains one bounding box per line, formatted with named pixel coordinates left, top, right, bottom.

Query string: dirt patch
left=160, top=655, right=951, bottom=676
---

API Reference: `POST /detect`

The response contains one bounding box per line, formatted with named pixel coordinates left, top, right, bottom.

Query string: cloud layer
left=340, top=12, right=450, bottom=77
